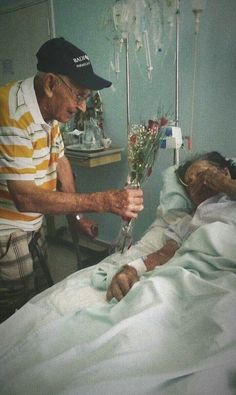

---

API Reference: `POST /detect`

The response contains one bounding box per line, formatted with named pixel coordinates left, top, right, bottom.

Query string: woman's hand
left=187, top=168, right=231, bottom=205
left=106, top=265, right=139, bottom=301
left=201, top=168, right=231, bottom=194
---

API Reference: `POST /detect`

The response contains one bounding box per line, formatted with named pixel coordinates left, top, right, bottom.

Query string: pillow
left=159, top=157, right=236, bottom=217
left=133, top=165, right=193, bottom=254
left=158, top=165, right=193, bottom=223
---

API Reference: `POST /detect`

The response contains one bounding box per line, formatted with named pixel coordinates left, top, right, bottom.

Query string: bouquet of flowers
left=110, top=116, right=168, bottom=254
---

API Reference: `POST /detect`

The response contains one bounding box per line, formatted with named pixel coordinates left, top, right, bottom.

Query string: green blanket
left=0, top=221, right=236, bottom=395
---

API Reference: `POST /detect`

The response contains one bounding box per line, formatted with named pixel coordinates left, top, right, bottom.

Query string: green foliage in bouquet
left=127, top=117, right=168, bottom=186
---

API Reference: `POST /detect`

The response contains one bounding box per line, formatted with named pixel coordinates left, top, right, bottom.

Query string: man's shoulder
left=2, top=78, right=34, bottom=125
left=0, top=80, right=18, bottom=103
left=0, top=81, right=20, bottom=125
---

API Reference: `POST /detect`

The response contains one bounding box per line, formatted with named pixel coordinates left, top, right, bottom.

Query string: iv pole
left=125, top=35, right=131, bottom=133
left=122, top=1, right=180, bottom=165
left=174, top=0, right=180, bottom=166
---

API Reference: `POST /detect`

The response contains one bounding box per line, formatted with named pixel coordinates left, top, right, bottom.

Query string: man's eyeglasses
left=56, top=74, right=90, bottom=104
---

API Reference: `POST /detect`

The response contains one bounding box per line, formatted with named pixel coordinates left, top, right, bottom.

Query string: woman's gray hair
left=176, top=151, right=236, bottom=187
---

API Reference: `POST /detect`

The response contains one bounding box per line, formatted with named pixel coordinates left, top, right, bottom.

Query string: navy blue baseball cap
left=36, top=37, right=112, bottom=90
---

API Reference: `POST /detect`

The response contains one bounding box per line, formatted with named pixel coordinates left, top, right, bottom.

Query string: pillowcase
left=158, top=165, right=193, bottom=222
left=136, top=165, right=193, bottom=253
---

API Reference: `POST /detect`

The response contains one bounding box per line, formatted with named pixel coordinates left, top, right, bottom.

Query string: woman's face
left=184, top=160, right=224, bottom=206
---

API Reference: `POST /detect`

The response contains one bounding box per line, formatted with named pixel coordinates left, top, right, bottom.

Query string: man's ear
left=44, top=73, right=58, bottom=98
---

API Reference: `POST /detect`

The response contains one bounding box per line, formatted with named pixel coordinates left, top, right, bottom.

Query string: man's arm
left=56, top=156, right=98, bottom=239
left=56, top=155, right=76, bottom=193
left=106, top=240, right=179, bottom=301
left=7, top=157, right=143, bottom=218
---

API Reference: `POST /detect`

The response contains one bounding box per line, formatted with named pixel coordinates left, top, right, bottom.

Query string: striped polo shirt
left=0, top=76, right=64, bottom=235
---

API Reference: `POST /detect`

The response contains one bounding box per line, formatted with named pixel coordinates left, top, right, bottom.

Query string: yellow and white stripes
left=0, top=77, right=64, bottom=233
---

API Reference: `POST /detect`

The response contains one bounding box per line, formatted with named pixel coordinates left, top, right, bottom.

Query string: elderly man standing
left=0, top=37, right=143, bottom=319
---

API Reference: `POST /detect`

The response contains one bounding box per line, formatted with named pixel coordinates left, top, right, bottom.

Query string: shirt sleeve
left=0, top=125, right=35, bottom=181
left=163, top=214, right=193, bottom=246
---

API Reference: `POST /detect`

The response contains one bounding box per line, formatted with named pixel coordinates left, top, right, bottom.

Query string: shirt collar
left=21, top=76, right=52, bottom=132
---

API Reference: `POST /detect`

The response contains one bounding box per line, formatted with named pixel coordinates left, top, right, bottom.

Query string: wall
left=53, top=0, right=236, bottom=243
left=1, top=0, right=236, bottom=243
left=0, top=0, right=47, bottom=12
left=180, top=1, right=236, bottom=156
left=53, top=0, right=174, bottom=242
left=0, top=1, right=50, bottom=85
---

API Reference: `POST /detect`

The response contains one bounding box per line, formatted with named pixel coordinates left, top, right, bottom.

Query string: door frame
left=0, top=0, right=55, bottom=38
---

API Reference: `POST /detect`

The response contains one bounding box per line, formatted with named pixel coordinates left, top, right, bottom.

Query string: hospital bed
left=0, top=165, right=236, bottom=395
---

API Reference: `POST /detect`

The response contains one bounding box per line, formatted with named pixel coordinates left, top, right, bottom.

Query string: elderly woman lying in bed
left=107, top=151, right=236, bottom=301
left=1, top=151, right=236, bottom=395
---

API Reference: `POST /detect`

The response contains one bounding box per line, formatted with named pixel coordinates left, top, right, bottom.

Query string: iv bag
left=113, top=0, right=132, bottom=34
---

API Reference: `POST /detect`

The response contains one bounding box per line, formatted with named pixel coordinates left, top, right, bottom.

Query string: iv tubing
left=189, top=29, right=199, bottom=147
left=174, top=0, right=180, bottom=166
left=125, top=36, right=131, bottom=133
left=143, top=30, right=153, bottom=80
left=175, top=0, right=180, bottom=128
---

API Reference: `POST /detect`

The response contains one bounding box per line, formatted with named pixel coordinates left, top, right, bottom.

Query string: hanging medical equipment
left=143, top=29, right=153, bottom=80
left=113, top=38, right=121, bottom=79
left=192, top=0, right=206, bottom=33
left=160, top=125, right=183, bottom=150
left=111, top=0, right=176, bottom=136
left=188, top=0, right=207, bottom=150
left=112, top=0, right=165, bottom=82
left=173, top=0, right=181, bottom=165
left=110, top=0, right=206, bottom=165
left=172, top=0, right=206, bottom=160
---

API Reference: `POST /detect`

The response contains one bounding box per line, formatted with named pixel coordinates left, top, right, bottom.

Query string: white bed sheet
left=1, top=166, right=235, bottom=395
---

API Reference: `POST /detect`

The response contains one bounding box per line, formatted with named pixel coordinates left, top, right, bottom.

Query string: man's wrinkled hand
left=106, top=265, right=139, bottom=302
left=107, top=188, right=144, bottom=219
left=69, top=217, right=98, bottom=239
left=77, top=218, right=98, bottom=239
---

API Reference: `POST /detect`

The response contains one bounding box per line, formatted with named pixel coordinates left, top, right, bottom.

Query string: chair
left=29, top=231, right=54, bottom=290
left=0, top=230, right=53, bottom=323
left=46, top=214, right=109, bottom=270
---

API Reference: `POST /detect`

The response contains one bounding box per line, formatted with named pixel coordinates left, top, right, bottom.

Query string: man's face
left=46, top=74, right=91, bottom=123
